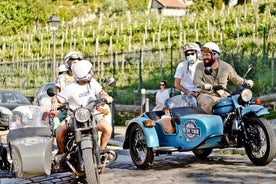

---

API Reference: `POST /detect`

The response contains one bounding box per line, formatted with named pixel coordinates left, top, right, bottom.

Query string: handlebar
left=213, top=82, right=251, bottom=96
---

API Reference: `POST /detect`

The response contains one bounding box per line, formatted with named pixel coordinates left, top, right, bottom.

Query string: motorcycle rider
left=174, top=42, right=202, bottom=107
left=51, top=59, right=113, bottom=159
left=193, top=41, right=254, bottom=114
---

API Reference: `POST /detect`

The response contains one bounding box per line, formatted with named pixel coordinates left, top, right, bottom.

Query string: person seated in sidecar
left=193, top=42, right=254, bottom=114
left=174, top=42, right=202, bottom=107
left=157, top=107, right=176, bottom=134
left=10, top=113, right=23, bottom=129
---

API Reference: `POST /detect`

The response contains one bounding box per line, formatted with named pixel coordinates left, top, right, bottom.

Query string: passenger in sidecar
left=123, top=105, right=225, bottom=169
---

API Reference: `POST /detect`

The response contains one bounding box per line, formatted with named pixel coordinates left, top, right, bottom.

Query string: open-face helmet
left=58, top=64, right=68, bottom=73
left=202, top=42, right=221, bottom=59
left=184, top=43, right=200, bottom=53
left=72, top=60, right=93, bottom=82
left=64, top=51, right=83, bottom=69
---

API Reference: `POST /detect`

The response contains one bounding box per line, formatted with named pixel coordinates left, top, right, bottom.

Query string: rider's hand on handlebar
left=204, top=83, right=213, bottom=90
left=213, top=85, right=223, bottom=91
left=105, top=96, right=113, bottom=103
left=245, top=80, right=254, bottom=88
left=51, top=103, right=61, bottom=111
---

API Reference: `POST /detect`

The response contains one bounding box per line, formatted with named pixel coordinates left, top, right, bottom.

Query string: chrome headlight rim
left=75, top=107, right=90, bottom=123
left=241, top=88, right=253, bottom=102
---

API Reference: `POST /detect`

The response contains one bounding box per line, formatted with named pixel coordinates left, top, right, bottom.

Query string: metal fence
left=0, top=46, right=275, bottom=102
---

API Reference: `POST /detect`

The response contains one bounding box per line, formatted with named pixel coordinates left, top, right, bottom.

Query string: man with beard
left=193, top=42, right=254, bottom=114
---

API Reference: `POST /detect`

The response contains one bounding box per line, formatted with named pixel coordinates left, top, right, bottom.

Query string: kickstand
left=99, top=153, right=108, bottom=174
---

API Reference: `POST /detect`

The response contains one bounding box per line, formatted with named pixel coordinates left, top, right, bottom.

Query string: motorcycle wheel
left=11, top=148, right=23, bottom=178
left=243, top=117, right=276, bottom=166
left=82, top=148, right=99, bottom=184
left=192, top=148, right=213, bottom=159
left=129, top=124, right=154, bottom=169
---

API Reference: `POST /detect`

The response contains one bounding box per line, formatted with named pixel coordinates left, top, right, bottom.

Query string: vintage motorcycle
left=46, top=78, right=117, bottom=184
left=7, top=78, right=117, bottom=184
left=123, top=65, right=276, bottom=169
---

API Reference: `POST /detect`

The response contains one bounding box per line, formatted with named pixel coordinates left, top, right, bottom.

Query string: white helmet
left=202, top=42, right=221, bottom=54
left=72, top=60, right=93, bottom=82
left=184, top=43, right=200, bottom=52
left=58, top=64, right=68, bottom=73
left=64, top=51, right=83, bottom=69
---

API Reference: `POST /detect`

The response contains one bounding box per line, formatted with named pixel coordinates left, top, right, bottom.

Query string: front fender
left=242, top=105, right=269, bottom=117
left=123, top=117, right=159, bottom=149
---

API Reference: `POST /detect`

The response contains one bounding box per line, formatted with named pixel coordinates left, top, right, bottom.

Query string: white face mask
left=186, top=54, right=197, bottom=63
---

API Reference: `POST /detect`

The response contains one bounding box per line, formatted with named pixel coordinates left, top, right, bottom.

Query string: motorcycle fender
left=242, top=105, right=269, bottom=117
left=81, top=138, right=93, bottom=149
left=123, top=120, right=159, bottom=149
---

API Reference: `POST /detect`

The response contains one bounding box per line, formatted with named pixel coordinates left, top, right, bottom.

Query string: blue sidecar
left=123, top=105, right=225, bottom=169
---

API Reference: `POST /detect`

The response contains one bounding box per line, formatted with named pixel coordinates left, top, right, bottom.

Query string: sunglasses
left=186, top=53, right=195, bottom=56
left=160, top=84, right=165, bottom=86
left=68, top=53, right=83, bottom=61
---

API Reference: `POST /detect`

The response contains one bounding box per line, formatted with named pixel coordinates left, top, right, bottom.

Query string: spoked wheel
left=129, top=124, right=154, bottom=169
left=82, top=148, right=99, bottom=184
left=243, top=117, right=276, bottom=166
left=192, top=148, right=213, bottom=159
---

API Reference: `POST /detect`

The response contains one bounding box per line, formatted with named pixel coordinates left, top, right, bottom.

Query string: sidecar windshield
left=9, top=105, right=49, bottom=130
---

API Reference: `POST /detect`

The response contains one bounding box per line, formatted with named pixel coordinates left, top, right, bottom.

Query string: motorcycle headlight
left=75, top=107, right=90, bottom=123
left=241, top=88, right=253, bottom=102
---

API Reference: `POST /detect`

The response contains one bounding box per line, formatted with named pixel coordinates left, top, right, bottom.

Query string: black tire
left=192, top=148, right=213, bottom=159
left=243, top=117, right=276, bottom=166
left=82, top=148, right=99, bottom=184
left=129, top=124, right=154, bottom=169
left=11, top=149, right=23, bottom=178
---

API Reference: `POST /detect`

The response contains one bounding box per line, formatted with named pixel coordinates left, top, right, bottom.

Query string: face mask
left=186, top=55, right=197, bottom=63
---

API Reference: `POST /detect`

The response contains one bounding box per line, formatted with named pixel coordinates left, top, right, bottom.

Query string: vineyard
left=0, top=0, right=275, bottom=104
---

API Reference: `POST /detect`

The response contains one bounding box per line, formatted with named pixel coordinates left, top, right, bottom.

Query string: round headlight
left=241, top=89, right=253, bottom=102
left=75, top=107, right=90, bottom=123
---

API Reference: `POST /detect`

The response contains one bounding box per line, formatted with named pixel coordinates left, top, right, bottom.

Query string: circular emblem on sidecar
left=182, top=120, right=200, bottom=141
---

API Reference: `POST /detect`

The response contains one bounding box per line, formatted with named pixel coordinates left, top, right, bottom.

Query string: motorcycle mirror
left=204, top=67, right=213, bottom=75
left=101, top=77, right=107, bottom=83
left=107, top=77, right=116, bottom=87
left=47, top=87, right=56, bottom=97
left=248, top=64, right=253, bottom=71
left=243, top=64, right=253, bottom=78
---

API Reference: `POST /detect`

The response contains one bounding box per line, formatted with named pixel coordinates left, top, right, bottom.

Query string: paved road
left=1, top=125, right=276, bottom=184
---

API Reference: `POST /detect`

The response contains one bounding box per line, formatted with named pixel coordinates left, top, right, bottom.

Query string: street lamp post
left=47, top=14, right=60, bottom=82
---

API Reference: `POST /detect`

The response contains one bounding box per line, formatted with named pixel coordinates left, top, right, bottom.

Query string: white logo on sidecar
left=182, top=120, right=200, bottom=141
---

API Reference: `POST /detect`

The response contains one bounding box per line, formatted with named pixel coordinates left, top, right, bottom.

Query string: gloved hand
left=204, top=83, right=213, bottom=90
left=105, top=96, right=113, bottom=103
left=51, top=103, right=61, bottom=111
left=246, top=80, right=254, bottom=88
left=213, top=85, right=223, bottom=91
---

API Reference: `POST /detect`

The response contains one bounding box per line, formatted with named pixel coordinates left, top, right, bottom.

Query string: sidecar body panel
left=7, top=105, right=53, bottom=178
left=123, top=117, right=159, bottom=149
left=8, top=127, right=52, bottom=178
left=123, top=107, right=224, bottom=151
left=155, top=114, right=224, bottom=150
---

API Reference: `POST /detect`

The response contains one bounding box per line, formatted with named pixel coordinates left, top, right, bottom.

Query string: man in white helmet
left=174, top=42, right=202, bottom=107
left=51, top=51, right=84, bottom=133
left=51, top=60, right=113, bottom=158
left=194, top=41, right=254, bottom=113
